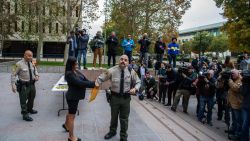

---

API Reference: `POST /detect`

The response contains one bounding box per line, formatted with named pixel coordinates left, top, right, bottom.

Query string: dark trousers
left=18, top=84, right=36, bottom=116
left=241, top=108, right=250, bottom=141
left=196, top=95, right=200, bottom=115
left=198, top=96, right=214, bottom=123
left=146, top=89, right=157, bottom=99
left=168, top=54, right=177, bottom=68
left=108, top=53, right=116, bottom=67
left=159, top=83, right=167, bottom=103
left=167, top=84, right=176, bottom=105
left=124, top=50, right=132, bottom=64
left=110, top=95, right=131, bottom=140
left=231, top=108, right=242, bottom=137
left=156, top=53, right=163, bottom=63
left=216, top=91, right=230, bottom=124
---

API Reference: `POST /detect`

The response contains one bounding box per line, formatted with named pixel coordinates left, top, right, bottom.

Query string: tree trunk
left=36, top=0, right=44, bottom=63
left=63, top=0, right=73, bottom=65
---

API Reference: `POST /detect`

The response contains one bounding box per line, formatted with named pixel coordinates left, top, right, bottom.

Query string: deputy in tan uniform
left=95, top=55, right=141, bottom=141
left=11, top=50, right=39, bottom=122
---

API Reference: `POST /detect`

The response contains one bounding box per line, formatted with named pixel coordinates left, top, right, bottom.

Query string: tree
left=0, top=1, right=20, bottom=55
left=214, top=0, right=250, bottom=52
left=191, top=31, right=213, bottom=57
left=104, top=0, right=191, bottom=53
left=180, top=40, right=193, bottom=54
left=209, top=34, right=228, bottom=57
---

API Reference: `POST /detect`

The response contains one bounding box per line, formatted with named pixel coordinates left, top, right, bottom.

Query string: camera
left=221, top=70, right=231, bottom=80
left=178, top=66, right=188, bottom=75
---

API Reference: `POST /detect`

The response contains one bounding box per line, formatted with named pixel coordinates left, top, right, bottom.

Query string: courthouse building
left=0, top=0, right=81, bottom=58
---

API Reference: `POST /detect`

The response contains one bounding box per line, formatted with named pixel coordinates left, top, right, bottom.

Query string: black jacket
left=241, top=83, right=250, bottom=110
left=138, top=38, right=151, bottom=53
left=65, top=70, right=95, bottom=100
left=155, top=41, right=166, bottom=54
left=106, top=36, right=119, bottom=54
left=144, top=76, right=157, bottom=91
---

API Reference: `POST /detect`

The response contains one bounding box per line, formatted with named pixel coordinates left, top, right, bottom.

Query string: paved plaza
left=0, top=73, right=230, bottom=141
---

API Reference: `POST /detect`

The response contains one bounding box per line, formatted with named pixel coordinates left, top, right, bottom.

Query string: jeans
left=68, top=49, right=75, bottom=57
left=198, top=96, right=214, bottom=123
left=140, top=52, right=149, bottom=67
left=108, top=53, right=116, bottom=67
left=124, top=50, right=132, bottom=64
left=241, top=108, right=250, bottom=141
left=77, top=49, right=87, bottom=68
left=231, top=108, right=242, bottom=137
left=168, top=54, right=177, bottom=68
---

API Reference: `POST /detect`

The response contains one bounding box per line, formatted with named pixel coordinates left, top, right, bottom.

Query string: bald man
left=11, top=50, right=39, bottom=122
left=227, top=69, right=243, bottom=138
left=95, top=55, right=141, bottom=141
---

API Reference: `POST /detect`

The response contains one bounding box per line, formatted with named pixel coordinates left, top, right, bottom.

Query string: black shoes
left=62, top=124, right=69, bottom=132
left=29, top=109, right=38, bottom=114
left=171, top=107, right=176, bottom=112
left=164, top=103, right=171, bottom=106
left=120, top=139, right=127, bottom=141
left=68, top=138, right=81, bottom=141
left=23, top=116, right=33, bottom=122
left=104, top=132, right=116, bottom=140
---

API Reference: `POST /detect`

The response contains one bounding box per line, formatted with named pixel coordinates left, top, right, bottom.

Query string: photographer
left=138, top=33, right=151, bottom=67
left=171, top=65, right=198, bottom=113
left=197, top=70, right=216, bottom=126
left=228, top=69, right=243, bottom=139
left=240, top=70, right=250, bottom=141
left=165, top=64, right=178, bottom=106
left=93, top=31, right=105, bottom=68
left=158, top=62, right=167, bottom=104
left=144, top=71, right=158, bottom=100
left=76, top=29, right=89, bottom=69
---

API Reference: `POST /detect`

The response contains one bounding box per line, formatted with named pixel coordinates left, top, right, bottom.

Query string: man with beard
left=144, top=71, right=158, bottom=100
left=95, top=55, right=141, bottom=141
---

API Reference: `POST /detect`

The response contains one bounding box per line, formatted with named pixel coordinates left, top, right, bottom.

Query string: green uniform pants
left=109, top=95, right=131, bottom=140
left=172, top=89, right=191, bottom=112
left=18, top=84, right=36, bottom=117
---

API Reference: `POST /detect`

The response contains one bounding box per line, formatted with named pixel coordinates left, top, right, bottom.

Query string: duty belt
left=111, top=91, right=131, bottom=98
left=18, top=80, right=35, bottom=86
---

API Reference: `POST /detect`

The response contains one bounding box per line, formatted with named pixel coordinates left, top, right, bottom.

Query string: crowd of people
left=131, top=53, right=249, bottom=141
left=10, top=28, right=250, bottom=141
left=66, top=29, right=180, bottom=69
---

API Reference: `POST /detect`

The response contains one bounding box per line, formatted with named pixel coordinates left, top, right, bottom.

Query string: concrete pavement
left=0, top=73, right=230, bottom=141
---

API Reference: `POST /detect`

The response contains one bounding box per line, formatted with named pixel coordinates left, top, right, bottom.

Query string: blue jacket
left=168, top=42, right=179, bottom=55
left=77, top=34, right=89, bottom=50
left=122, top=39, right=135, bottom=51
left=67, top=36, right=77, bottom=51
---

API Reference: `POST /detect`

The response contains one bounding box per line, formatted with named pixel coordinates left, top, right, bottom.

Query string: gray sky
left=88, top=0, right=227, bottom=37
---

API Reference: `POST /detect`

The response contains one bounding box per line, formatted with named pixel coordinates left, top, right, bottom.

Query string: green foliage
left=180, top=40, right=192, bottom=54
left=191, top=31, right=213, bottom=55
left=209, top=34, right=229, bottom=53
left=214, top=0, right=250, bottom=52
left=104, top=0, right=191, bottom=53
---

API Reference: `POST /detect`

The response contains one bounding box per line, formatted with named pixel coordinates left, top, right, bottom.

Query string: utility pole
left=103, top=0, right=108, bottom=64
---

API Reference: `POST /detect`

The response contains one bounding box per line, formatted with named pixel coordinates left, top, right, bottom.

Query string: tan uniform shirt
left=11, top=59, right=39, bottom=85
left=97, top=66, right=141, bottom=93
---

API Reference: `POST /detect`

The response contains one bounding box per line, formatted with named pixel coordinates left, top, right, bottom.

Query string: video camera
left=178, top=66, right=188, bottom=75
left=221, top=70, right=231, bottom=80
